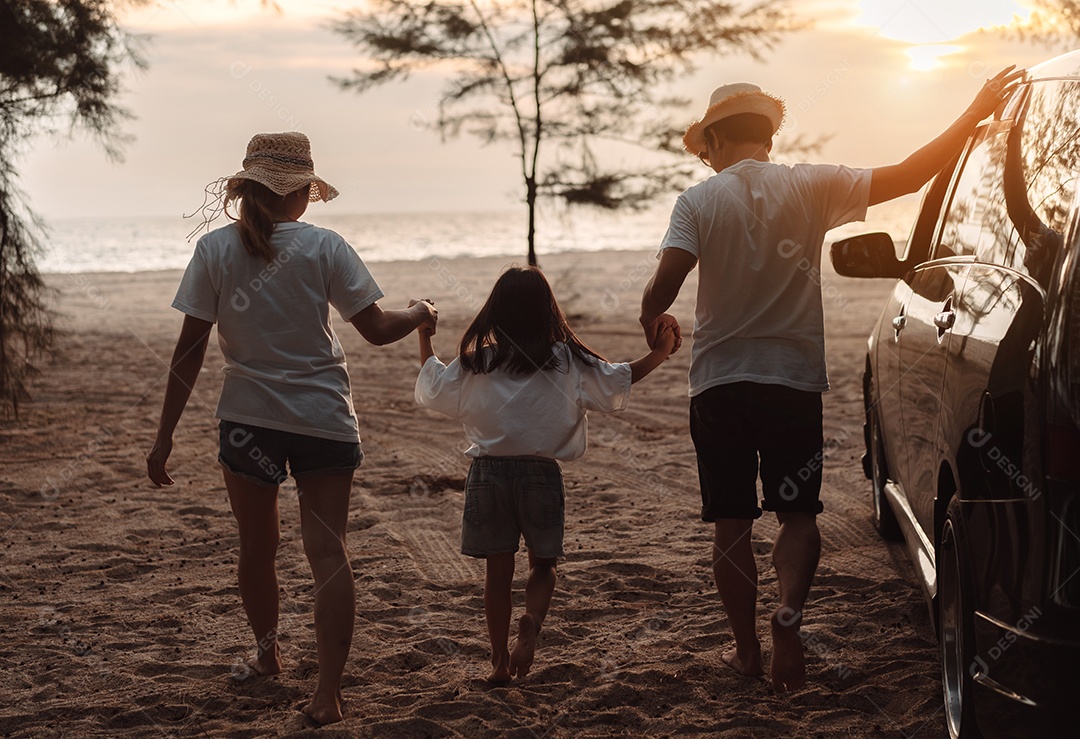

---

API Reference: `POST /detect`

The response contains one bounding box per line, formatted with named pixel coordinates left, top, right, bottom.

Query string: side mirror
left=830, top=232, right=907, bottom=279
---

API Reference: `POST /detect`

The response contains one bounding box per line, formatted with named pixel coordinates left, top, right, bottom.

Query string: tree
left=0, top=0, right=144, bottom=416
left=332, top=0, right=800, bottom=266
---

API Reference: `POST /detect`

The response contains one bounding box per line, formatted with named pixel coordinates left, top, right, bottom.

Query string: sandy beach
left=0, top=248, right=946, bottom=737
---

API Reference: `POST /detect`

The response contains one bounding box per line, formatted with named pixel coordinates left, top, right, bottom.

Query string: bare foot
left=234, top=644, right=282, bottom=680
left=770, top=606, right=807, bottom=693
left=247, top=653, right=282, bottom=675
left=302, top=695, right=343, bottom=726
left=721, top=644, right=765, bottom=678
left=486, top=645, right=511, bottom=685
left=487, top=665, right=511, bottom=684
left=509, top=614, right=539, bottom=679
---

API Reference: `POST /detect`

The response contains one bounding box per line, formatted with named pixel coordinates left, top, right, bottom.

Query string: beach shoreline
left=1, top=249, right=945, bottom=737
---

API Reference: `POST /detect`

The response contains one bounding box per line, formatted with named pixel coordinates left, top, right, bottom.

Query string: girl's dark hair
left=459, top=266, right=605, bottom=374
left=228, top=180, right=280, bottom=263
left=705, top=112, right=774, bottom=147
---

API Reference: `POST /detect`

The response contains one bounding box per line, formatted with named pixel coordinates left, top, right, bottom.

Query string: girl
left=146, top=132, right=436, bottom=725
left=414, top=265, right=676, bottom=683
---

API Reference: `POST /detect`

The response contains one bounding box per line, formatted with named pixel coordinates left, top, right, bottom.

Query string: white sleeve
left=658, top=190, right=701, bottom=259
left=577, top=359, right=632, bottom=413
left=796, top=163, right=872, bottom=230
left=171, top=241, right=219, bottom=323
left=415, top=356, right=463, bottom=419
left=329, top=237, right=385, bottom=321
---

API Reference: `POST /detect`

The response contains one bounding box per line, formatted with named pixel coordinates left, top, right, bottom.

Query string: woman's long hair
left=226, top=180, right=280, bottom=263
left=459, top=266, right=605, bottom=374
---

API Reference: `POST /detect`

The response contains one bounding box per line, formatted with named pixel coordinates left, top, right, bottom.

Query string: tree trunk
left=525, top=176, right=537, bottom=267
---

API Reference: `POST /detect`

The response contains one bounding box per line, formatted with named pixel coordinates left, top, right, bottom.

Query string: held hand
left=146, top=438, right=175, bottom=487
left=966, top=66, right=1024, bottom=122
left=654, top=322, right=678, bottom=357
left=409, top=299, right=438, bottom=336
left=641, top=314, right=671, bottom=350
left=414, top=305, right=437, bottom=363
left=653, top=313, right=682, bottom=354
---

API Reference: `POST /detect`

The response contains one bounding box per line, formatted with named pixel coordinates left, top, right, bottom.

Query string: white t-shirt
left=415, top=345, right=632, bottom=460
left=660, top=159, right=871, bottom=395
left=172, top=221, right=384, bottom=442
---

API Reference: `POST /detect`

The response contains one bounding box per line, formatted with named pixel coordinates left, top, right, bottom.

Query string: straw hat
left=227, top=132, right=338, bottom=202
left=682, top=83, right=785, bottom=157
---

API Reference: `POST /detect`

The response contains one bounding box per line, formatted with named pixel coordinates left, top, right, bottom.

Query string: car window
left=1010, top=79, right=1080, bottom=284
left=934, top=122, right=1011, bottom=261
left=974, top=124, right=1017, bottom=267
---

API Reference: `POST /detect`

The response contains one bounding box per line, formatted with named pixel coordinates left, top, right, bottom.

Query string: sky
left=15, top=0, right=1073, bottom=218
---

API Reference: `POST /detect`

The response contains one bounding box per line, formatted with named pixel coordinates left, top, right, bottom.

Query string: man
left=640, top=68, right=1021, bottom=693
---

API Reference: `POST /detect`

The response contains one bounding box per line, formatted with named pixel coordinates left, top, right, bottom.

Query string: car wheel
left=939, top=496, right=981, bottom=739
left=867, top=373, right=902, bottom=540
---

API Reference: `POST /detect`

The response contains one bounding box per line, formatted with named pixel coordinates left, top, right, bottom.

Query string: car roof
left=1028, top=48, right=1080, bottom=80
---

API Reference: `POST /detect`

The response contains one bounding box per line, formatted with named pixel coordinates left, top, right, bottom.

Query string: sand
left=0, top=249, right=946, bottom=737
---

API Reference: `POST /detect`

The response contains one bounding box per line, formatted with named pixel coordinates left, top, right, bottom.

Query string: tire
left=867, top=373, right=903, bottom=540
left=939, top=496, right=982, bottom=739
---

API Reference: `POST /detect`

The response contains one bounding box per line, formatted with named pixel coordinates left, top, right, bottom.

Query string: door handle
left=934, top=310, right=956, bottom=330
left=891, top=315, right=907, bottom=331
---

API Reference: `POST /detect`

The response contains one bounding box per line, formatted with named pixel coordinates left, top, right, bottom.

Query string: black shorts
left=218, top=420, right=362, bottom=487
left=689, top=382, right=824, bottom=521
left=460, top=457, right=565, bottom=559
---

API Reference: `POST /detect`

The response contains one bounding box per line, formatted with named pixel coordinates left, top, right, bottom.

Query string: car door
left=940, top=108, right=1035, bottom=492
left=899, top=264, right=971, bottom=533
left=897, top=123, right=1005, bottom=535
left=873, top=149, right=965, bottom=507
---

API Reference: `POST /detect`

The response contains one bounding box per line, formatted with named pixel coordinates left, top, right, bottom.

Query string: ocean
left=36, top=198, right=919, bottom=274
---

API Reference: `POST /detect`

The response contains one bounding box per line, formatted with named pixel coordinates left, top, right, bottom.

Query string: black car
left=831, top=51, right=1080, bottom=738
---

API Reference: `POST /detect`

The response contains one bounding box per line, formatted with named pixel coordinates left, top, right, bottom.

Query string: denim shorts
left=461, top=457, right=564, bottom=559
left=690, top=382, right=825, bottom=520
left=218, top=420, right=363, bottom=487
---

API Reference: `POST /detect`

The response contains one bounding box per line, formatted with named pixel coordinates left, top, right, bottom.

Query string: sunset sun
left=851, top=0, right=1034, bottom=70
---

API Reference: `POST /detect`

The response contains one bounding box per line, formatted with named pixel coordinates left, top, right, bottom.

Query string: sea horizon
left=34, top=198, right=919, bottom=274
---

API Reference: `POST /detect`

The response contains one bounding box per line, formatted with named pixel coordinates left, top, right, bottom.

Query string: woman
left=146, top=132, right=436, bottom=724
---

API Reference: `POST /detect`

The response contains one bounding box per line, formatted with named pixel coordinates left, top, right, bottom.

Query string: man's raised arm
left=868, top=66, right=1023, bottom=206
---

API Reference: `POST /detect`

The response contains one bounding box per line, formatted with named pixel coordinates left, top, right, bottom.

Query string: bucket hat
left=226, top=132, right=338, bottom=202
left=185, top=132, right=337, bottom=239
left=682, top=83, right=785, bottom=157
